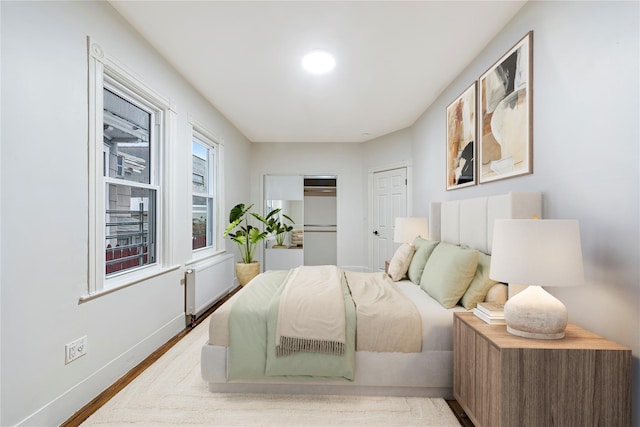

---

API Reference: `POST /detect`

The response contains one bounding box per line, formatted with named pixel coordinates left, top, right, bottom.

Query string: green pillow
left=420, top=242, right=479, bottom=308
left=460, top=252, right=498, bottom=310
left=407, top=238, right=440, bottom=284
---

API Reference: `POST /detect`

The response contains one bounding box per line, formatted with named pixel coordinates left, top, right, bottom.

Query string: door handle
left=373, top=230, right=379, bottom=236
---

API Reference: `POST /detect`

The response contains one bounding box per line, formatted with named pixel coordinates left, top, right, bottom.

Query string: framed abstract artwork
left=479, top=31, right=533, bottom=183
left=446, top=82, right=477, bottom=190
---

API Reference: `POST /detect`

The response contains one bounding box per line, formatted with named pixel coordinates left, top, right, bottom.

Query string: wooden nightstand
left=453, top=312, right=631, bottom=427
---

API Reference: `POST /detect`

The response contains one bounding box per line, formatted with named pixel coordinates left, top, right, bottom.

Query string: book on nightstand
left=473, top=308, right=506, bottom=325
left=473, top=302, right=506, bottom=325
left=476, top=302, right=505, bottom=315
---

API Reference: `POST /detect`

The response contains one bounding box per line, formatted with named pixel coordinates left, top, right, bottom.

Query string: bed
left=201, top=191, right=541, bottom=398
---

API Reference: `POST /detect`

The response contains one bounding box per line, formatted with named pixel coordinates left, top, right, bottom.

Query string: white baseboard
left=17, top=314, right=185, bottom=426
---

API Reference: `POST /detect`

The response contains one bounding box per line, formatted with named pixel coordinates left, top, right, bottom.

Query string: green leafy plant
left=223, top=203, right=269, bottom=264
left=259, top=208, right=295, bottom=247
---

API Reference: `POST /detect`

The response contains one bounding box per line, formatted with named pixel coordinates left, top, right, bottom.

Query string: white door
left=372, top=168, right=407, bottom=272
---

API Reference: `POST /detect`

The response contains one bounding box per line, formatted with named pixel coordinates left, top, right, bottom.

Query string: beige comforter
left=345, top=271, right=422, bottom=353
left=209, top=268, right=422, bottom=354
left=276, top=265, right=346, bottom=356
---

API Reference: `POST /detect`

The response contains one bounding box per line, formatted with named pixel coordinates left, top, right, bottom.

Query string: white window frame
left=85, top=38, right=178, bottom=300
left=188, top=116, right=225, bottom=262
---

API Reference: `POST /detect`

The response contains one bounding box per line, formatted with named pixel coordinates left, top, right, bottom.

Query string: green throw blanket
left=228, top=269, right=356, bottom=381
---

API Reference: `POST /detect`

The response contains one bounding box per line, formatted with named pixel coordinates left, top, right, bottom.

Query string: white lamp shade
left=394, top=217, right=428, bottom=243
left=490, top=219, right=585, bottom=287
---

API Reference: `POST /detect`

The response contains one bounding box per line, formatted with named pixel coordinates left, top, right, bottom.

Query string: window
left=87, top=39, right=175, bottom=296
left=192, top=173, right=205, bottom=186
left=103, top=86, right=157, bottom=275
left=116, top=154, right=125, bottom=177
left=191, top=129, right=218, bottom=253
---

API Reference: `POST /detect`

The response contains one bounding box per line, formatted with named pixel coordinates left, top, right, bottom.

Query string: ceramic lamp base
left=504, top=285, right=568, bottom=340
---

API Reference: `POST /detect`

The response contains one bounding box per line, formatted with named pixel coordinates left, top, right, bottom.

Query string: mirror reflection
left=265, top=200, right=304, bottom=248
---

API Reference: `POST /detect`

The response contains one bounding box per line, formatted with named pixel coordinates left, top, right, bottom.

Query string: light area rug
left=83, top=314, right=461, bottom=427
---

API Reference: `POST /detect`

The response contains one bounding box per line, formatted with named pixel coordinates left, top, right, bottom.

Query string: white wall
left=250, top=143, right=366, bottom=270
left=0, top=2, right=251, bottom=425
left=412, top=1, right=639, bottom=423
left=362, top=127, right=413, bottom=171
left=250, top=130, right=413, bottom=271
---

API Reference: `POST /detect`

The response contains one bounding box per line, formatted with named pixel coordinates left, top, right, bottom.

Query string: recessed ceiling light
left=302, top=50, right=336, bottom=75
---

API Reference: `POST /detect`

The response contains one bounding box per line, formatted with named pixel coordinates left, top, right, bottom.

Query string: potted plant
left=261, top=208, right=295, bottom=248
left=223, top=203, right=269, bottom=286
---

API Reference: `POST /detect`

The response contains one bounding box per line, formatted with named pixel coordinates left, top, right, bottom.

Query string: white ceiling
left=109, top=1, right=527, bottom=143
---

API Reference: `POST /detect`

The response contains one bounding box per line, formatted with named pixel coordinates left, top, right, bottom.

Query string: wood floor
left=446, top=399, right=475, bottom=427
left=61, top=286, right=474, bottom=426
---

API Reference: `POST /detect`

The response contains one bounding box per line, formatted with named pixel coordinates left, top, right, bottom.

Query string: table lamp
left=490, top=219, right=585, bottom=339
left=394, top=217, right=429, bottom=243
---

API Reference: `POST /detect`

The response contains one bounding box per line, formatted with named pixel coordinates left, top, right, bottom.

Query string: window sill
left=79, top=264, right=181, bottom=303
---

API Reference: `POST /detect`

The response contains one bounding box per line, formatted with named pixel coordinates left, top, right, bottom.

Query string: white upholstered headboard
left=429, top=192, right=542, bottom=255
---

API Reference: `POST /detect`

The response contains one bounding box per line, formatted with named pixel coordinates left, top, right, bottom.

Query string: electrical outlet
left=65, top=336, right=87, bottom=364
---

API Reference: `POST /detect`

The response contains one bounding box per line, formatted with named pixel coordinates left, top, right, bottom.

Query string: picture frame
left=446, top=82, right=477, bottom=190
left=478, top=31, right=533, bottom=184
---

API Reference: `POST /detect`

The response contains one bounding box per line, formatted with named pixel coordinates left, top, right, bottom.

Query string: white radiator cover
left=185, top=254, right=235, bottom=323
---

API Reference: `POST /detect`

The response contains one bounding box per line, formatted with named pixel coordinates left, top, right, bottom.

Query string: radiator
left=185, top=253, right=235, bottom=326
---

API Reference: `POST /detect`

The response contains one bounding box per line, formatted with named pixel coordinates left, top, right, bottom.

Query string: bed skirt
left=201, top=344, right=454, bottom=398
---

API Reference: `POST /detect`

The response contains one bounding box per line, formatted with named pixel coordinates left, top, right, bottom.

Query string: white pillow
left=387, top=244, right=416, bottom=281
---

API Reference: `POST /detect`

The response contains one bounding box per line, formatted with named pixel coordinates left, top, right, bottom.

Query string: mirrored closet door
left=264, top=175, right=304, bottom=270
